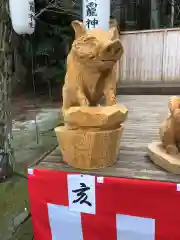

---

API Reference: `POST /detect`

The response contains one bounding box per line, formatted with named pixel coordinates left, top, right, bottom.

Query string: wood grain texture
left=148, top=142, right=180, bottom=174
left=37, top=95, right=180, bottom=183
left=55, top=126, right=123, bottom=169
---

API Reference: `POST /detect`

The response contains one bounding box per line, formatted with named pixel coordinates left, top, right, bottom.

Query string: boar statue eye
left=106, top=46, right=111, bottom=53
left=114, top=47, right=120, bottom=54
left=89, top=55, right=95, bottom=59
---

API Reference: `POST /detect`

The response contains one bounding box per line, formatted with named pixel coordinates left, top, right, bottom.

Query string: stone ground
left=0, top=94, right=62, bottom=240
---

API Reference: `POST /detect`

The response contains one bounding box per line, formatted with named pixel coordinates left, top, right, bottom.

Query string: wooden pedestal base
left=55, top=126, right=123, bottom=170
left=148, top=142, right=180, bottom=174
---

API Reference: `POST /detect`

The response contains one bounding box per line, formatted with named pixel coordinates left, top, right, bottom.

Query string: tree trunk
left=0, top=0, right=14, bottom=181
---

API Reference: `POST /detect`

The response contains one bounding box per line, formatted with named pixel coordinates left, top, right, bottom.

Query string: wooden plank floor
left=35, top=95, right=180, bottom=183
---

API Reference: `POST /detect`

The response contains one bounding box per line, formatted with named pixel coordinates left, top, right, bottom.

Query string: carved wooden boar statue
left=159, top=96, right=180, bottom=155
left=62, top=20, right=124, bottom=111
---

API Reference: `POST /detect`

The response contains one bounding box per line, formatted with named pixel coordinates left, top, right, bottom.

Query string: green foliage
left=19, top=0, right=78, bottom=86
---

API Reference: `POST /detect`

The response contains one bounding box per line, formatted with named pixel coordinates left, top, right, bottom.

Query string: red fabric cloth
left=28, top=169, right=180, bottom=240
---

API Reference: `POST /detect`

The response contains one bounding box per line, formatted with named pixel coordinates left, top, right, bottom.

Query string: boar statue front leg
left=104, top=88, right=116, bottom=106
left=160, top=126, right=179, bottom=155
left=103, top=69, right=117, bottom=106
left=77, top=88, right=90, bottom=106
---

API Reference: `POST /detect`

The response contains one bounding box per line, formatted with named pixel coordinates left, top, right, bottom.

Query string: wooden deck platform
left=34, top=95, right=180, bottom=183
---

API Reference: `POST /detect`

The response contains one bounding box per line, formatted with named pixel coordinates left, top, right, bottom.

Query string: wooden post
left=171, top=0, right=175, bottom=27
left=0, top=0, right=14, bottom=181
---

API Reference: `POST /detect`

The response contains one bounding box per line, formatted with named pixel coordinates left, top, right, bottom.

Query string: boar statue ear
left=108, top=26, right=118, bottom=40
left=71, top=20, right=86, bottom=39
left=168, top=96, right=180, bottom=113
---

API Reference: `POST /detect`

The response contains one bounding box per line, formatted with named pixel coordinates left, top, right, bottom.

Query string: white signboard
left=67, top=174, right=96, bottom=214
left=83, top=0, right=110, bottom=31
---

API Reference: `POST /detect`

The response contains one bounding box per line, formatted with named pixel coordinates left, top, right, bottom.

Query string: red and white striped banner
left=28, top=169, right=180, bottom=240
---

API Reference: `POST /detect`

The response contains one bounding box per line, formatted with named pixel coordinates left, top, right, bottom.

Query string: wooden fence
left=118, top=28, right=180, bottom=86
